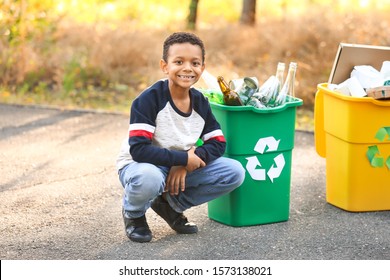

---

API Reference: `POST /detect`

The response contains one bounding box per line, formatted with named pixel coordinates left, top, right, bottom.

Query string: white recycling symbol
left=245, top=136, right=285, bottom=183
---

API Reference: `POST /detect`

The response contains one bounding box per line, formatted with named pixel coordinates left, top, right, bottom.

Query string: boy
left=116, top=32, right=245, bottom=243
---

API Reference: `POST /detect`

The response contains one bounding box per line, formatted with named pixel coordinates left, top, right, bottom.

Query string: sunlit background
left=8, top=0, right=389, bottom=25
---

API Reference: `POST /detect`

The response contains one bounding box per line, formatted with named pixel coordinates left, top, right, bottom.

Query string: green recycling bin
left=208, top=97, right=303, bottom=226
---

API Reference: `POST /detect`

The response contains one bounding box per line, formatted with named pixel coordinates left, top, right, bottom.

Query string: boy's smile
left=177, top=74, right=196, bottom=81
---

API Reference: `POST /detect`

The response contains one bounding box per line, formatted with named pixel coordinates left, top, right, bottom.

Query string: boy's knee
left=125, top=171, right=164, bottom=206
left=123, top=164, right=165, bottom=196
left=223, top=158, right=245, bottom=187
left=233, top=161, right=246, bottom=186
left=134, top=171, right=163, bottom=193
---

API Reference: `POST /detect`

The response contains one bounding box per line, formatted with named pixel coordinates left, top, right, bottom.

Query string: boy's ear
left=201, top=62, right=206, bottom=72
left=160, top=59, right=168, bottom=74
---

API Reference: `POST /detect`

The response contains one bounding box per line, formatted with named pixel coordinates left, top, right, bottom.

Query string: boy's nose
left=183, top=62, right=192, bottom=70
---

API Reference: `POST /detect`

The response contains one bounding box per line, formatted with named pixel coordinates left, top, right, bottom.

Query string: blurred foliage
left=1, top=0, right=390, bottom=130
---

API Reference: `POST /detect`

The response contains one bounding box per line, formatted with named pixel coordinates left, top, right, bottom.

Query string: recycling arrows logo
left=245, top=136, right=285, bottom=183
left=366, top=127, right=390, bottom=170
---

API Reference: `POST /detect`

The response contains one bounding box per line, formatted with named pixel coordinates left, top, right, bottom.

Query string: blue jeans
left=118, top=157, right=245, bottom=218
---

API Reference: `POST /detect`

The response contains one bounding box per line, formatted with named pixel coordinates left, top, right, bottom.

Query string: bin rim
left=318, top=83, right=390, bottom=107
left=210, top=96, right=303, bottom=113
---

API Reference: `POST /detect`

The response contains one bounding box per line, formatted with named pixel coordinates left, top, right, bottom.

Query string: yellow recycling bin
left=315, top=83, right=390, bottom=212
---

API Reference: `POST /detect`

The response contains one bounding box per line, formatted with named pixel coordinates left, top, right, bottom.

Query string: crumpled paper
left=329, top=61, right=390, bottom=97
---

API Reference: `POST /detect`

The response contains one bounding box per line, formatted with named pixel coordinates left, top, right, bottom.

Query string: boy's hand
left=186, top=146, right=206, bottom=172
left=166, top=166, right=187, bottom=195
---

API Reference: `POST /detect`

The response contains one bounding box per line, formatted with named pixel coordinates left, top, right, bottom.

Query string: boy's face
left=160, top=43, right=205, bottom=91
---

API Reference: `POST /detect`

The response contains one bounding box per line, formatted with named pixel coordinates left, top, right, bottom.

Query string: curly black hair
left=162, top=32, right=205, bottom=63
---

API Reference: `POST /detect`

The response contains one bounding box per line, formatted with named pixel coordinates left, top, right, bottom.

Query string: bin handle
left=314, top=85, right=326, bottom=158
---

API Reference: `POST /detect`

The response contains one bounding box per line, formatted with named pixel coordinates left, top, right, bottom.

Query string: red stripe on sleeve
left=210, top=135, right=226, bottom=143
left=129, top=130, right=153, bottom=139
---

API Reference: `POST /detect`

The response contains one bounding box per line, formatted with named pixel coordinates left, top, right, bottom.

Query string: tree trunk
left=187, top=0, right=199, bottom=30
left=240, top=0, right=256, bottom=26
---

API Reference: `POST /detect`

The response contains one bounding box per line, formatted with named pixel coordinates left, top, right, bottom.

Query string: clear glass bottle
left=269, top=62, right=285, bottom=107
left=274, top=62, right=297, bottom=106
left=275, top=62, right=285, bottom=92
left=217, top=76, right=244, bottom=106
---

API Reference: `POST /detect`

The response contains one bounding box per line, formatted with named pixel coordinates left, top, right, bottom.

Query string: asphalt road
left=1, top=103, right=389, bottom=260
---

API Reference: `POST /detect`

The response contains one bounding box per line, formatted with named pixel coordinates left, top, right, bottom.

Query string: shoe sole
left=129, top=235, right=152, bottom=243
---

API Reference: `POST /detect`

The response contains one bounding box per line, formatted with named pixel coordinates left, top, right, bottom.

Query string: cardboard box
left=366, top=86, right=390, bottom=99
left=328, top=43, right=390, bottom=85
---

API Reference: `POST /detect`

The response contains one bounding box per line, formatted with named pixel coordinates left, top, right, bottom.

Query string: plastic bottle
left=247, top=96, right=266, bottom=108
left=200, top=89, right=224, bottom=104
left=250, top=75, right=278, bottom=108
left=217, top=76, right=244, bottom=106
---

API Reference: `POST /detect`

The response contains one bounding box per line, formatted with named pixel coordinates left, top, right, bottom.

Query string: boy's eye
left=172, top=60, right=202, bottom=66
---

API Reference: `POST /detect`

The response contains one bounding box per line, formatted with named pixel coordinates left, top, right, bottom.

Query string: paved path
left=1, top=103, right=389, bottom=260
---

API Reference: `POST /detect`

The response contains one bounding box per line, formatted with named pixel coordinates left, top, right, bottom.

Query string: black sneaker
left=122, top=208, right=152, bottom=243
left=151, top=196, right=198, bottom=234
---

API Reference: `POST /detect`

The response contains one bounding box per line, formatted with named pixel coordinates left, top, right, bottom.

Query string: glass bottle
left=275, top=62, right=285, bottom=91
left=274, top=62, right=297, bottom=106
left=268, top=62, right=285, bottom=107
left=217, top=76, right=244, bottom=106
